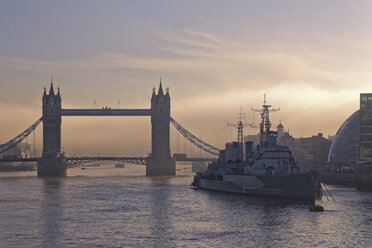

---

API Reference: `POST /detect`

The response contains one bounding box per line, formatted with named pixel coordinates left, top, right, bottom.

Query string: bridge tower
left=146, top=81, right=175, bottom=176
left=42, top=82, right=61, bottom=158
left=38, top=82, right=66, bottom=176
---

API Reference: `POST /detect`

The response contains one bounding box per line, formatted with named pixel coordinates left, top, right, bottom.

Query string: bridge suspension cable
left=291, top=141, right=327, bottom=166
left=170, top=117, right=220, bottom=156
left=0, top=117, right=42, bottom=154
left=292, top=142, right=314, bottom=161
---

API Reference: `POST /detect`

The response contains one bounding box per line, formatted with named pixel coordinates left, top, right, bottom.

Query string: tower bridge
left=0, top=80, right=220, bottom=177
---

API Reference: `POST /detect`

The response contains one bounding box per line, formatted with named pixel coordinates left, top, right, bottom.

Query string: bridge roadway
left=0, top=158, right=39, bottom=163
left=0, top=156, right=215, bottom=165
left=68, top=156, right=214, bottom=162
left=61, top=109, right=151, bottom=116
left=67, top=156, right=215, bottom=164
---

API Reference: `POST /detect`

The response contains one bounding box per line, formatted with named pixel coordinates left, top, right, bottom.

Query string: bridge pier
left=146, top=156, right=175, bottom=176
left=37, top=157, right=67, bottom=177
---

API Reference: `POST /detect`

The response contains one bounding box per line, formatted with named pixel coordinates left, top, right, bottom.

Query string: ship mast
left=228, top=108, right=253, bottom=160
left=228, top=108, right=249, bottom=144
left=252, top=94, right=280, bottom=146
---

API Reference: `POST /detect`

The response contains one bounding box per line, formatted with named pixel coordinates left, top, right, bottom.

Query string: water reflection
left=198, top=190, right=317, bottom=246
left=39, top=178, right=64, bottom=248
left=148, top=176, right=174, bottom=247
left=2, top=170, right=372, bottom=247
left=149, top=176, right=171, bottom=185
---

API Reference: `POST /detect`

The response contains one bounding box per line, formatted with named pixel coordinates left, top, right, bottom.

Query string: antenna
left=228, top=108, right=257, bottom=160
left=252, top=94, right=280, bottom=146
left=228, top=108, right=249, bottom=144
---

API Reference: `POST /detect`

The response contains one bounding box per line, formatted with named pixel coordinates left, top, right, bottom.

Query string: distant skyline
left=1, top=1, right=372, bottom=156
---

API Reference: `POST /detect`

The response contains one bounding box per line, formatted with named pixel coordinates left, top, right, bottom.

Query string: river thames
left=0, top=163, right=372, bottom=247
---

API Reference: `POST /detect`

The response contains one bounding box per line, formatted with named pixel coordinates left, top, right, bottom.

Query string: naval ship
left=192, top=98, right=321, bottom=201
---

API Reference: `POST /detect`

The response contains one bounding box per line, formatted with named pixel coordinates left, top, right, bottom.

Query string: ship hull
left=193, top=173, right=317, bottom=201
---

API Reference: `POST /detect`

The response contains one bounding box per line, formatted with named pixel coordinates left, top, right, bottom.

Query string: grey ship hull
left=193, top=173, right=317, bottom=201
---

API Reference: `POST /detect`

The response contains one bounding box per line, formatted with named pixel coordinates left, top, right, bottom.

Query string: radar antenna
left=227, top=108, right=250, bottom=144
left=252, top=94, right=280, bottom=146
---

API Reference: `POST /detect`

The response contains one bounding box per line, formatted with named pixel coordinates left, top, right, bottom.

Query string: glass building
left=328, top=93, right=372, bottom=166
left=328, top=110, right=359, bottom=166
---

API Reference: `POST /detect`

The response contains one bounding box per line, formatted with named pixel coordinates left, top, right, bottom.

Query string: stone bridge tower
left=147, top=81, right=175, bottom=176
left=42, top=82, right=62, bottom=158
left=38, top=82, right=66, bottom=176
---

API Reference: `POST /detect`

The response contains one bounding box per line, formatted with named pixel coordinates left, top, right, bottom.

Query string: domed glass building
left=328, top=110, right=360, bottom=166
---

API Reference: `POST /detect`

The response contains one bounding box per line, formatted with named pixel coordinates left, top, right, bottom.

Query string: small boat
left=115, top=163, right=125, bottom=168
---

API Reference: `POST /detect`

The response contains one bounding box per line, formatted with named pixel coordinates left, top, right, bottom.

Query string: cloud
left=1, top=28, right=371, bottom=96
left=1, top=28, right=372, bottom=155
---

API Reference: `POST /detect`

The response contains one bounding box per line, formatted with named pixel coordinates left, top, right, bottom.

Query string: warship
left=192, top=97, right=321, bottom=201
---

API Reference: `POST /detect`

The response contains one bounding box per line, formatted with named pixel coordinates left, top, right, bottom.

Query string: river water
left=0, top=163, right=372, bottom=248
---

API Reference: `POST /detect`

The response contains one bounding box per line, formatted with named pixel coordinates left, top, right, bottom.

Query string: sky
left=0, top=1, right=372, bottom=156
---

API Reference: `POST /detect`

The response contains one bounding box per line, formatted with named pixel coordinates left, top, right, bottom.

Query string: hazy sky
left=1, top=1, right=372, bottom=156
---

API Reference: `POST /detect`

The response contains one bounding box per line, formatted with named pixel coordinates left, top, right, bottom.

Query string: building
left=359, top=93, right=372, bottom=160
left=277, top=122, right=284, bottom=138
left=274, top=122, right=331, bottom=169
left=3, top=143, right=32, bottom=158
left=328, top=93, right=372, bottom=167
left=357, top=94, right=372, bottom=191
left=328, top=110, right=359, bottom=166
left=296, top=133, right=331, bottom=168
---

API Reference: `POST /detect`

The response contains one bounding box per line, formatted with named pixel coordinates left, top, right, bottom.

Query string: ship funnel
left=245, top=141, right=254, bottom=160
